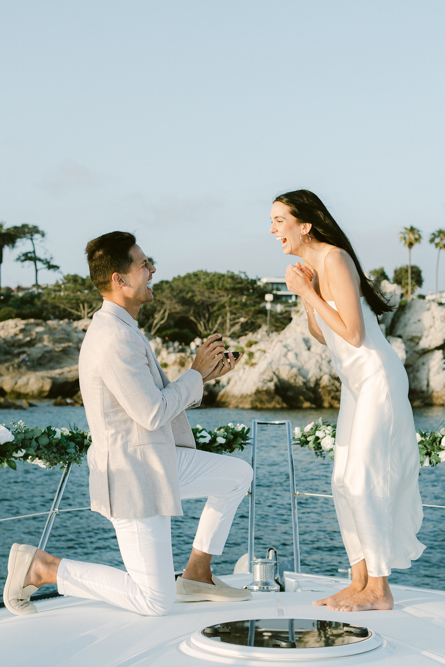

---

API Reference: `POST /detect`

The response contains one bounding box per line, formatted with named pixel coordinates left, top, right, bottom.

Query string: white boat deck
left=2, top=572, right=445, bottom=666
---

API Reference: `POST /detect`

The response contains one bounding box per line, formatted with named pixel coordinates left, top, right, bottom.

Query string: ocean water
left=1, top=403, right=444, bottom=597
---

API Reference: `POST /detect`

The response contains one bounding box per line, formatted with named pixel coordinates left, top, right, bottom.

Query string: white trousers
left=57, top=448, right=252, bottom=615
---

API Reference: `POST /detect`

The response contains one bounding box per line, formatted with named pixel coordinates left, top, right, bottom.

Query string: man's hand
left=191, top=334, right=225, bottom=380
left=202, top=350, right=242, bottom=383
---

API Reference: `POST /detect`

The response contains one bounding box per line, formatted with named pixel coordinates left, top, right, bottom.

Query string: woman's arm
left=286, top=249, right=365, bottom=348
left=302, top=296, right=327, bottom=345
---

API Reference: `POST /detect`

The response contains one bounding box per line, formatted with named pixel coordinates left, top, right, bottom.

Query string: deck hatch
left=189, top=618, right=382, bottom=661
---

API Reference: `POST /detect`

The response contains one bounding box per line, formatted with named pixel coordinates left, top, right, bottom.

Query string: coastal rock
left=387, top=336, right=406, bottom=364
left=0, top=397, right=26, bottom=410
left=391, top=299, right=445, bottom=364
left=0, top=318, right=84, bottom=399
left=153, top=296, right=445, bottom=408
left=0, top=292, right=444, bottom=407
left=379, top=280, right=403, bottom=333
left=407, top=350, right=445, bottom=406
left=0, top=366, right=80, bottom=399
left=215, top=311, right=341, bottom=409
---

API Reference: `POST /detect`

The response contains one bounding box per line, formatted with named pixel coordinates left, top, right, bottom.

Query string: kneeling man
left=4, top=231, right=252, bottom=616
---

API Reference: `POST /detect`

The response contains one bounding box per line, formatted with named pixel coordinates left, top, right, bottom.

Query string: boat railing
left=1, top=419, right=444, bottom=573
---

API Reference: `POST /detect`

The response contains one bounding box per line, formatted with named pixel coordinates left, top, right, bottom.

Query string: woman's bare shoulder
left=324, top=247, right=356, bottom=271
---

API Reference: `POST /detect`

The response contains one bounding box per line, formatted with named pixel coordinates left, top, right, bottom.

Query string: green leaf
left=7, top=459, right=17, bottom=470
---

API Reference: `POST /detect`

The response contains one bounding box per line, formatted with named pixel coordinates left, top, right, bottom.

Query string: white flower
left=54, top=428, right=62, bottom=438
left=321, top=435, right=335, bottom=451
left=197, top=432, right=211, bottom=444
left=12, top=449, right=25, bottom=458
left=236, top=424, right=247, bottom=430
left=416, top=433, right=422, bottom=443
left=326, top=426, right=333, bottom=434
left=439, top=451, right=445, bottom=463
left=294, top=427, right=301, bottom=437
left=441, top=436, right=445, bottom=449
left=216, top=437, right=226, bottom=444
left=423, top=456, right=430, bottom=468
left=304, top=422, right=314, bottom=433
left=316, top=430, right=325, bottom=438
left=440, top=428, right=445, bottom=436
left=61, top=427, right=70, bottom=435
left=31, top=458, right=47, bottom=469
left=228, top=423, right=234, bottom=427
left=0, top=425, right=14, bottom=445
left=196, top=424, right=202, bottom=430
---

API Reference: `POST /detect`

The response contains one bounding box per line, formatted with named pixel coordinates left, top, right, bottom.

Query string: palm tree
left=399, top=226, right=422, bottom=299
left=0, top=222, right=23, bottom=290
left=429, top=229, right=445, bottom=296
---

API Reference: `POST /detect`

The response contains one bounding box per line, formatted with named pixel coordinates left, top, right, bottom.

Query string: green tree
left=429, top=229, right=445, bottom=295
left=15, top=224, right=59, bottom=287
left=393, top=265, right=423, bottom=298
left=43, top=274, right=102, bottom=319
left=0, top=222, right=24, bottom=290
left=399, top=226, right=422, bottom=300
left=139, top=270, right=290, bottom=338
left=369, top=267, right=389, bottom=285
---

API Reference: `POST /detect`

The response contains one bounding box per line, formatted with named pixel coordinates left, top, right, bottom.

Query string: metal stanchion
left=38, top=463, right=73, bottom=551
left=247, top=420, right=301, bottom=574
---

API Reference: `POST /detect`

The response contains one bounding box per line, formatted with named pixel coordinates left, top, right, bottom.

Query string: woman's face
left=269, top=201, right=302, bottom=255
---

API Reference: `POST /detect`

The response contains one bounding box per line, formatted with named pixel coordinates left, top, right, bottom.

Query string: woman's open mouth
left=276, top=236, right=287, bottom=247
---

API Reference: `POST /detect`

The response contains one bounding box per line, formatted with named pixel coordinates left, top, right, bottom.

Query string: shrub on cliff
left=393, top=265, right=423, bottom=297
left=139, top=270, right=291, bottom=338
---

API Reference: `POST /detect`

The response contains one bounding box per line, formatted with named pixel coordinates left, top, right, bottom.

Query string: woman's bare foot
left=328, top=574, right=394, bottom=612
left=313, top=559, right=368, bottom=607
left=313, top=581, right=366, bottom=607
left=328, top=586, right=394, bottom=612
left=23, top=549, right=60, bottom=588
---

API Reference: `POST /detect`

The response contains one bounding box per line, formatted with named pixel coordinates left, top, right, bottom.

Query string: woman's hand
left=285, top=262, right=315, bottom=298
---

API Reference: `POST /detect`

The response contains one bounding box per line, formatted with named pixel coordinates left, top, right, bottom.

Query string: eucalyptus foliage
left=192, top=423, right=251, bottom=454
left=0, top=421, right=91, bottom=470
left=0, top=421, right=251, bottom=471
left=293, top=418, right=445, bottom=469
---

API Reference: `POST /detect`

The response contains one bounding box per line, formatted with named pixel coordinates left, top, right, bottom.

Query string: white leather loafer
left=3, top=543, right=39, bottom=615
left=176, top=574, right=252, bottom=602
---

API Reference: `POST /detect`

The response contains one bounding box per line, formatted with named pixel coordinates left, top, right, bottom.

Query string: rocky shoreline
left=0, top=285, right=444, bottom=409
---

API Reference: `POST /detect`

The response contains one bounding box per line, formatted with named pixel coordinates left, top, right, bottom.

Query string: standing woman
left=270, top=190, right=425, bottom=612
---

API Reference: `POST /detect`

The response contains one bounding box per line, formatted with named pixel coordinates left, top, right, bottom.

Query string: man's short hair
left=85, top=231, right=136, bottom=293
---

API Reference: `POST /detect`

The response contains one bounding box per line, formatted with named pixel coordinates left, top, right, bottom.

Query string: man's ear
left=111, top=272, right=125, bottom=288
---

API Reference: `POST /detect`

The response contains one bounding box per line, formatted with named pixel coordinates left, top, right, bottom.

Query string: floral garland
left=0, top=421, right=251, bottom=471
left=192, top=423, right=250, bottom=455
left=0, top=421, right=91, bottom=470
left=417, top=427, right=445, bottom=468
left=293, top=418, right=336, bottom=460
left=293, top=417, right=445, bottom=469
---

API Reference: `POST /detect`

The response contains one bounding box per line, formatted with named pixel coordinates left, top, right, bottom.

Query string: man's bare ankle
left=182, top=570, right=213, bottom=584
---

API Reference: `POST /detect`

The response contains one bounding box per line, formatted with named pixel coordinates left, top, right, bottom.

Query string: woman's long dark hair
left=274, top=189, right=393, bottom=316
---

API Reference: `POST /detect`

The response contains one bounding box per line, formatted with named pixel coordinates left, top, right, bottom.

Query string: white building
left=258, top=277, right=297, bottom=304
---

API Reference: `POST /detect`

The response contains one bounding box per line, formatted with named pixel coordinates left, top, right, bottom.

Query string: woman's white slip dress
left=314, top=297, right=425, bottom=577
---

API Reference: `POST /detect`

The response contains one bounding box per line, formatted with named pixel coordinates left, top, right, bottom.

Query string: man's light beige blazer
left=79, top=300, right=203, bottom=519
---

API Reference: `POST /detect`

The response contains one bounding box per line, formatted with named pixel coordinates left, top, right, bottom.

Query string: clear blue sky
left=1, top=0, right=444, bottom=292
